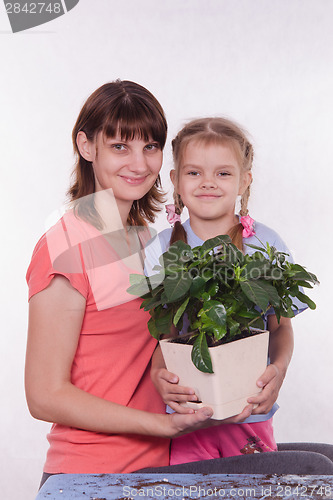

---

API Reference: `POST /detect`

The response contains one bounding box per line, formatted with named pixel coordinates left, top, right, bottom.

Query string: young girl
left=146, top=117, right=307, bottom=465
left=25, top=82, right=216, bottom=486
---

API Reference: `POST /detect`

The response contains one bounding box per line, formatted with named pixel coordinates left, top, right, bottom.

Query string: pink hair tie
left=166, top=204, right=181, bottom=225
left=240, top=214, right=256, bottom=238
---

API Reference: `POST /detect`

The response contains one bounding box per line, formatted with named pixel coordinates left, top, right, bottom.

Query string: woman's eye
left=145, top=143, right=159, bottom=151
left=111, top=144, right=126, bottom=151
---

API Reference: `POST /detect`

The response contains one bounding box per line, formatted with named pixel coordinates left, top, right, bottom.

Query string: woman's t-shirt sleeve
left=26, top=222, right=89, bottom=301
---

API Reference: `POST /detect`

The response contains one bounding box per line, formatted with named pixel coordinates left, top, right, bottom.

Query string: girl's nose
left=200, top=176, right=217, bottom=189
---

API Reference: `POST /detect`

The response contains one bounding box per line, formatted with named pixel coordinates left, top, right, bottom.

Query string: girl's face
left=173, top=141, right=251, bottom=223
left=77, top=131, right=163, bottom=209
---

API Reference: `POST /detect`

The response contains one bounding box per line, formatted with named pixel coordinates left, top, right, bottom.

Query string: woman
left=25, top=80, right=220, bottom=486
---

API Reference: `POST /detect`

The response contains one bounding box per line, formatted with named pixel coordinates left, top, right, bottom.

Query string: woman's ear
left=239, top=171, right=252, bottom=196
left=170, top=169, right=176, bottom=186
left=76, top=131, right=95, bottom=162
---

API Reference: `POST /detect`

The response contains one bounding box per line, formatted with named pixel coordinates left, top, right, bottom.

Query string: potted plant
left=128, top=235, right=318, bottom=419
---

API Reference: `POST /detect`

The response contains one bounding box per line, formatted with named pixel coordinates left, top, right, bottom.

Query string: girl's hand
left=150, top=367, right=199, bottom=414
left=248, top=314, right=294, bottom=415
left=247, top=363, right=283, bottom=414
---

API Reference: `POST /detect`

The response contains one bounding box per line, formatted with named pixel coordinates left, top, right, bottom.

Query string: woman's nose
left=128, top=151, right=148, bottom=173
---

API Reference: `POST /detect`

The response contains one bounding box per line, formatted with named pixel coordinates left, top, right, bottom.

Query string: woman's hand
left=167, top=403, right=254, bottom=438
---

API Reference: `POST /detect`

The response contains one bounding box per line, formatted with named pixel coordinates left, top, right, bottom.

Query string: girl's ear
left=170, top=169, right=176, bottom=186
left=76, top=131, right=95, bottom=162
left=239, top=171, right=252, bottom=195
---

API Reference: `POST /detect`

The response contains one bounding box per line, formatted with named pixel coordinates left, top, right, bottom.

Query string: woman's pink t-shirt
left=26, top=211, right=169, bottom=473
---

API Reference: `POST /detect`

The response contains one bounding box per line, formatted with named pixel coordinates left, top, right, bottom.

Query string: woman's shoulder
left=27, top=211, right=91, bottom=300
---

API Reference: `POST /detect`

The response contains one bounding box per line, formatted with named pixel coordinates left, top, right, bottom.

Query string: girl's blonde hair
left=69, top=80, right=167, bottom=228
left=170, top=117, right=254, bottom=250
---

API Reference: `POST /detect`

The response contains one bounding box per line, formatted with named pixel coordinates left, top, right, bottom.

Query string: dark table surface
left=36, top=473, right=333, bottom=499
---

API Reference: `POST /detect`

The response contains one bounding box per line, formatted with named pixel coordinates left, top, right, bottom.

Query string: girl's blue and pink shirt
left=144, top=217, right=308, bottom=424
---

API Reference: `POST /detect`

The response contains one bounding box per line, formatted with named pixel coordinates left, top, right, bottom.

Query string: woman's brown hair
left=68, top=80, right=167, bottom=228
left=170, top=117, right=253, bottom=250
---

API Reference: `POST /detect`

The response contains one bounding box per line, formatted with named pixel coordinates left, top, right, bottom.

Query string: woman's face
left=78, top=131, right=163, bottom=209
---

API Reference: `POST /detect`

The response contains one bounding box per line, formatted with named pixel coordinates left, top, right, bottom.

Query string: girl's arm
left=248, top=315, right=294, bottom=414
left=25, top=276, right=214, bottom=438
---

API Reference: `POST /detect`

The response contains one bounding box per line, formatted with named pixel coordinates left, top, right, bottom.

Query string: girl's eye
left=187, top=171, right=200, bottom=176
left=218, top=172, right=231, bottom=176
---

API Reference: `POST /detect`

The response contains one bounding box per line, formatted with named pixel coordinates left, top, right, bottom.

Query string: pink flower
left=240, top=215, right=256, bottom=238
left=166, top=204, right=181, bottom=225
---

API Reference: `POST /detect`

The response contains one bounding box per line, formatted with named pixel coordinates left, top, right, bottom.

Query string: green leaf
left=190, top=276, right=206, bottom=296
left=200, top=314, right=227, bottom=341
left=148, top=317, right=160, bottom=339
left=247, top=316, right=265, bottom=330
left=240, top=280, right=270, bottom=311
left=162, top=240, right=191, bottom=268
left=236, top=308, right=262, bottom=320
left=203, top=301, right=227, bottom=326
left=241, top=261, right=271, bottom=280
left=227, top=318, right=241, bottom=336
left=199, top=235, right=231, bottom=256
left=191, top=331, right=213, bottom=373
left=207, top=281, right=219, bottom=297
left=127, top=277, right=151, bottom=297
left=142, top=295, right=163, bottom=311
left=285, top=264, right=319, bottom=284
left=155, top=311, right=173, bottom=335
left=295, top=290, right=316, bottom=310
left=173, top=297, right=190, bottom=326
left=164, top=272, right=192, bottom=302
left=129, top=273, right=145, bottom=285
left=293, top=280, right=313, bottom=289
left=245, top=243, right=267, bottom=253
left=256, top=280, right=281, bottom=307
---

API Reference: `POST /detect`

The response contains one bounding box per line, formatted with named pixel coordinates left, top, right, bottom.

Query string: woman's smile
left=119, top=174, right=150, bottom=185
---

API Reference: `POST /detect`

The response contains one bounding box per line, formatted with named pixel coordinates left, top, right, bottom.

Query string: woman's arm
left=248, top=315, right=294, bottom=414
left=25, top=276, right=213, bottom=438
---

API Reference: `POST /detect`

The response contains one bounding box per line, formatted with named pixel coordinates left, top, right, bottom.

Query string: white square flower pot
left=159, top=329, right=269, bottom=420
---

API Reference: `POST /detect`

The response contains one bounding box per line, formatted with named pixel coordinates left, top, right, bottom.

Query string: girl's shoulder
left=144, top=227, right=173, bottom=275
left=244, top=219, right=291, bottom=256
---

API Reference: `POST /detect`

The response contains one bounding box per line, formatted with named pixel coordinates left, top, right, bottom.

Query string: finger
left=166, top=393, right=198, bottom=403
left=248, top=383, right=276, bottom=405
left=168, top=401, right=195, bottom=414
left=222, top=404, right=253, bottom=424
left=256, top=364, right=278, bottom=389
left=251, top=403, right=271, bottom=415
left=159, top=369, right=179, bottom=384
left=172, top=406, right=213, bottom=435
left=247, top=392, right=267, bottom=405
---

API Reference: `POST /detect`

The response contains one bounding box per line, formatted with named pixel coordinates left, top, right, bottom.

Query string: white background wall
left=1, top=1, right=332, bottom=498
